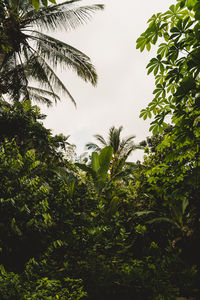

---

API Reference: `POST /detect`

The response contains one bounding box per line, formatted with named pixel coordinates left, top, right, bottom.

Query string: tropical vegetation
left=0, top=0, right=200, bottom=299
left=86, top=126, right=140, bottom=178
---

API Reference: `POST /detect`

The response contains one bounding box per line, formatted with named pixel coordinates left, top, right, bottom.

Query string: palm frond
left=26, top=92, right=53, bottom=107
left=119, top=138, right=136, bottom=156
left=132, top=211, right=155, bottom=217
left=120, top=135, right=136, bottom=148
left=25, top=53, right=76, bottom=105
left=21, top=0, right=83, bottom=19
left=27, top=86, right=60, bottom=100
left=28, top=31, right=97, bottom=85
left=93, top=134, right=107, bottom=147
left=85, top=142, right=100, bottom=151
left=109, top=126, right=123, bottom=154
left=27, top=86, right=61, bottom=106
left=22, top=2, right=104, bottom=32
left=24, top=52, right=58, bottom=94
left=147, top=217, right=178, bottom=227
left=0, top=53, right=29, bottom=101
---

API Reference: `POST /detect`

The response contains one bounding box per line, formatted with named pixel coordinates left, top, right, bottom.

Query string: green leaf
left=194, top=116, right=200, bottom=126
left=98, top=146, right=113, bottom=181
left=146, top=56, right=164, bottom=76
left=0, top=265, right=6, bottom=276
left=157, top=43, right=170, bottom=58
left=187, top=0, right=197, bottom=10
left=194, top=2, right=200, bottom=20
left=178, top=0, right=187, bottom=9
left=32, top=0, right=40, bottom=10
left=136, top=34, right=149, bottom=52
left=91, top=152, right=100, bottom=172
left=146, top=43, right=151, bottom=51
left=147, top=217, right=176, bottom=226
left=26, top=149, right=36, bottom=161
left=174, top=76, right=196, bottom=98
left=182, top=198, right=189, bottom=214
left=133, top=211, right=155, bottom=217
left=149, top=123, right=163, bottom=135
left=42, top=0, right=48, bottom=6
left=140, top=108, right=152, bottom=120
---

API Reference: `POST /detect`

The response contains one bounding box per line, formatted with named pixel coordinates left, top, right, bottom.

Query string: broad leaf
left=32, top=0, right=40, bottom=10
left=98, top=146, right=113, bottom=182
left=91, top=152, right=100, bottom=172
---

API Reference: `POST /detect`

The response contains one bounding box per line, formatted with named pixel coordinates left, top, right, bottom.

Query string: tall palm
left=86, top=126, right=140, bottom=177
left=0, top=0, right=103, bottom=105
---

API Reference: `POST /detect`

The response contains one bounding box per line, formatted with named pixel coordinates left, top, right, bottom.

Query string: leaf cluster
left=137, top=0, right=200, bottom=136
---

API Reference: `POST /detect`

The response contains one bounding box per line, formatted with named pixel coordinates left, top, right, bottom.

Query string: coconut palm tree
left=0, top=0, right=103, bottom=104
left=86, top=126, right=140, bottom=177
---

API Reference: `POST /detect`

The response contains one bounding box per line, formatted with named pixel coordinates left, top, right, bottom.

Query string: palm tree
left=86, top=126, right=140, bottom=177
left=0, top=0, right=103, bottom=105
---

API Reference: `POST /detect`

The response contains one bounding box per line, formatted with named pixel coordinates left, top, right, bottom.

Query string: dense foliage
left=0, top=101, right=199, bottom=299
left=0, top=0, right=200, bottom=299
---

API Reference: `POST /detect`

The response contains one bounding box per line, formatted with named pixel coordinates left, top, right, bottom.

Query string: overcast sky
left=41, top=0, right=174, bottom=161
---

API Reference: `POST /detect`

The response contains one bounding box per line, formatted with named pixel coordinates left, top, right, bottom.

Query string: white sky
left=41, top=0, right=174, bottom=161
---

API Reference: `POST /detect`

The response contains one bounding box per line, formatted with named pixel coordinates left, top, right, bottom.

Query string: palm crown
left=86, top=126, right=140, bottom=177
left=0, top=0, right=103, bottom=105
left=86, top=126, right=137, bottom=157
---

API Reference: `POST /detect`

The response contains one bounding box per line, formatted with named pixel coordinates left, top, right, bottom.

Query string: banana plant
left=76, top=146, right=113, bottom=194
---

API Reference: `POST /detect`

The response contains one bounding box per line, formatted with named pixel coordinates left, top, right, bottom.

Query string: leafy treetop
left=136, top=0, right=200, bottom=137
